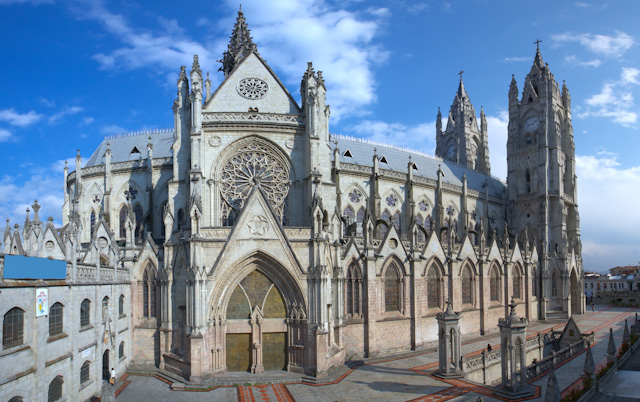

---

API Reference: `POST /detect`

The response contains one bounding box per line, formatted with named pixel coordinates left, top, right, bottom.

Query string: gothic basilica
left=0, top=9, right=584, bottom=389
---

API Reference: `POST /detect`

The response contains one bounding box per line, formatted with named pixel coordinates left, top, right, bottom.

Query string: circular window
left=45, top=241, right=55, bottom=252
left=220, top=141, right=290, bottom=219
left=237, top=78, right=269, bottom=100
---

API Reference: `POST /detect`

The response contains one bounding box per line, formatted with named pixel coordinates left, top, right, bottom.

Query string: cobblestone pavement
left=116, top=306, right=639, bottom=402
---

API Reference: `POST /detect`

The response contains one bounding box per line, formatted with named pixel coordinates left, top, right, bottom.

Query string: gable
left=205, top=52, right=300, bottom=115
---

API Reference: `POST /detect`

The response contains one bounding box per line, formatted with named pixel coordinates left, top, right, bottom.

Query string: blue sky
left=0, top=0, right=638, bottom=272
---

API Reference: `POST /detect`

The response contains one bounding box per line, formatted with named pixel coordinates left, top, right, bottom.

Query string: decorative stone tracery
left=219, top=141, right=290, bottom=225
left=237, top=78, right=269, bottom=99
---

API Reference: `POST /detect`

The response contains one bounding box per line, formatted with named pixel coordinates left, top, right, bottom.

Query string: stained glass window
left=343, top=206, right=354, bottom=237
left=427, top=267, right=440, bottom=308
left=346, top=263, right=361, bottom=316
left=490, top=267, right=499, bottom=302
left=462, top=267, right=473, bottom=304
left=392, top=212, right=401, bottom=231
left=119, top=206, right=127, bottom=238
left=513, top=267, right=522, bottom=299
left=385, top=264, right=400, bottom=312
left=416, top=215, right=425, bottom=242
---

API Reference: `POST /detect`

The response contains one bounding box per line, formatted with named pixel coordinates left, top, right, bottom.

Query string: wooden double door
left=226, top=332, right=287, bottom=372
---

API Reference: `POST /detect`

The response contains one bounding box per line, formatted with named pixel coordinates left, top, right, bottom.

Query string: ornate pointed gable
left=209, top=186, right=305, bottom=278
left=456, top=234, right=478, bottom=264
left=421, top=229, right=446, bottom=265
left=42, top=218, right=66, bottom=260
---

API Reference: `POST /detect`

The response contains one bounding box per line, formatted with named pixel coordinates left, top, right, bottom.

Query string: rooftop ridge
left=103, top=128, right=174, bottom=140
left=331, top=133, right=443, bottom=162
left=331, top=133, right=506, bottom=184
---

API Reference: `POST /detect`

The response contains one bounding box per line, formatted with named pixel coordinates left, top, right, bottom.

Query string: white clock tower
left=506, top=43, right=583, bottom=319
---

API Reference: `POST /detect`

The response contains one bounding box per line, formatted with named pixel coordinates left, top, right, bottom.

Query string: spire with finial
left=533, top=38, right=544, bottom=69
left=457, top=69, right=466, bottom=98
left=219, top=6, right=257, bottom=76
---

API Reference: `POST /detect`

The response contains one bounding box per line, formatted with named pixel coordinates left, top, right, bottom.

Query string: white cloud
left=579, top=68, right=639, bottom=126
left=0, top=108, right=43, bottom=126
left=100, top=124, right=127, bottom=135
left=552, top=31, right=634, bottom=58
left=81, top=117, right=95, bottom=125
left=503, top=56, right=529, bottom=62
left=48, top=106, right=83, bottom=124
left=407, top=2, right=429, bottom=14
left=226, top=0, right=390, bottom=121
left=345, top=120, right=436, bottom=155
left=576, top=151, right=640, bottom=270
left=0, top=128, right=12, bottom=142
left=564, top=55, right=601, bottom=68
left=39, top=97, right=55, bottom=107
left=486, top=111, right=509, bottom=180
left=621, top=67, right=640, bottom=85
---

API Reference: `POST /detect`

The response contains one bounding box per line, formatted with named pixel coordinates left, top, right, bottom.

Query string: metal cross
left=458, top=70, right=464, bottom=80
left=534, top=39, right=542, bottom=50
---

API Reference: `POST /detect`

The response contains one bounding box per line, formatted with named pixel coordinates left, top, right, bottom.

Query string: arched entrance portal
left=226, top=270, right=288, bottom=372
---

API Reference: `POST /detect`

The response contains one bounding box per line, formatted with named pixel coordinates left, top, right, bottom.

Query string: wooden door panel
left=226, top=333, right=251, bottom=372
left=263, top=332, right=286, bottom=371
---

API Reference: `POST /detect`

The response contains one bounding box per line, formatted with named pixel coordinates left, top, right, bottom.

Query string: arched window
left=49, top=302, right=64, bottom=337
left=90, top=211, right=96, bottom=236
left=119, top=205, right=128, bottom=238
left=532, top=268, right=538, bottom=298
left=416, top=215, right=425, bottom=242
left=160, top=201, right=168, bottom=237
left=119, top=295, right=124, bottom=316
left=346, top=263, right=361, bottom=316
left=356, top=208, right=365, bottom=228
left=342, top=206, right=354, bottom=237
left=48, top=375, right=63, bottom=402
left=427, top=266, right=441, bottom=308
left=424, top=215, right=432, bottom=235
left=384, top=263, right=401, bottom=312
left=3, top=307, right=24, bottom=349
left=80, top=360, right=90, bottom=385
left=490, top=266, right=500, bottom=302
left=134, top=204, right=144, bottom=240
left=552, top=271, right=558, bottom=297
left=142, top=267, right=157, bottom=318
left=102, top=296, right=109, bottom=321
left=392, top=211, right=401, bottom=232
left=119, top=341, right=125, bottom=359
left=143, top=271, right=149, bottom=317
left=525, top=170, right=531, bottom=193
left=178, top=209, right=185, bottom=229
left=513, top=267, right=522, bottom=299
left=462, top=266, right=473, bottom=305
left=377, top=210, right=391, bottom=239
left=80, top=299, right=90, bottom=327
left=8, top=397, right=24, bottom=402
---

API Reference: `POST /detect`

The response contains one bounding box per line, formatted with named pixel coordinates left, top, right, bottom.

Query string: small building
left=0, top=254, right=132, bottom=402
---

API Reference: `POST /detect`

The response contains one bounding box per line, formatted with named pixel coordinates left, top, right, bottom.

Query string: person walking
left=591, top=302, right=594, bottom=312
left=110, top=368, right=116, bottom=386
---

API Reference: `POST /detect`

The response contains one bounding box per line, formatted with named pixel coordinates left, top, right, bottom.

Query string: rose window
left=220, top=142, right=289, bottom=225
left=237, top=78, right=269, bottom=100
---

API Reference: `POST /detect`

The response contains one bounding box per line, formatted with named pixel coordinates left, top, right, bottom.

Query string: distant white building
left=583, top=271, right=636, bottom=304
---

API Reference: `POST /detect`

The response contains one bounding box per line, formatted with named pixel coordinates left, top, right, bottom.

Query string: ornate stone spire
left=533, top=39, right=544, bottom=70
left=219, top=6, right=257, bottom=76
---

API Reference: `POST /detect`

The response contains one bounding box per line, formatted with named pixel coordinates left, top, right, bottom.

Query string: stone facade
left=0, top=9, right=584, bottom=389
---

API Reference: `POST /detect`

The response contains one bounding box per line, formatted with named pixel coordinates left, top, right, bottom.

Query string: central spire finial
left=218, top=7, right=257, bottom=76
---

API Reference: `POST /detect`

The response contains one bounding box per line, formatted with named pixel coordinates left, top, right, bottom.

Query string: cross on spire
left=533, top=39, right=542, bottom=50
left=458, top=70, right=464, bottom=80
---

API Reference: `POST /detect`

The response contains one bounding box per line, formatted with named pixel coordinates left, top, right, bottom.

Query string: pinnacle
left=218, top=7, right=257, bottom=76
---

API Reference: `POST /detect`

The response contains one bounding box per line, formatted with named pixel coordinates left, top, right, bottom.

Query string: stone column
left=250, top=306, right=264, bottom=374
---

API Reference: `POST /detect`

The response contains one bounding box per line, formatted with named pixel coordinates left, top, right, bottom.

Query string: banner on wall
left=36, top=288, right=49, bottom=317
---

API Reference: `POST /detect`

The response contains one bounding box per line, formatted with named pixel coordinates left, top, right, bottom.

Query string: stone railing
left=526, top=337, right=588, bottom=380
left=199, top=228, right=232, bottom=239
left=74, top=263, right=130, bottom=283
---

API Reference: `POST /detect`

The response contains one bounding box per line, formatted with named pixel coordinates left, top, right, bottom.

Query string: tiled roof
left=85, top=129, right=175, bottom=167
left=332, top=134, right=506, bottom=198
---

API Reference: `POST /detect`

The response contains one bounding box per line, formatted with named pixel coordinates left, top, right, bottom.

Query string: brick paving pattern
left=116, top=306, right=638, bottom=402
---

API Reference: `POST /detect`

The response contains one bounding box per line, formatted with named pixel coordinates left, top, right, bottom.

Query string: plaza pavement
left=115, top=305, right=639, bottom=402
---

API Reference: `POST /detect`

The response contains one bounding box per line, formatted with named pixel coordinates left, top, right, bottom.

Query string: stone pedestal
left=495, top=299, right=533, bottom=398
left=435, top=298, right=463, bottom=378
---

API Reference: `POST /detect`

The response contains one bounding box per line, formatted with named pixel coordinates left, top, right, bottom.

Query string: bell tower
left=507, top=42, right=582, bottom=317
left=436, top=72, right=491, bottom=175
